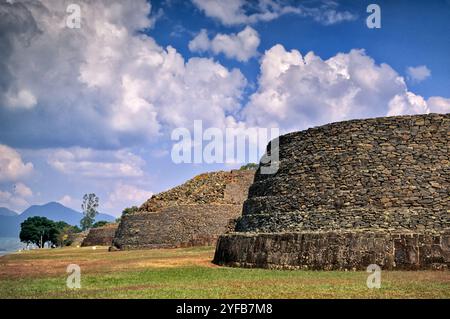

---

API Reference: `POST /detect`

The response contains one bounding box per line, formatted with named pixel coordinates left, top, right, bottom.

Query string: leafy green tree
left=19, top=217, right=59, bottom=248
left=71, top=225, right=82, bottom=233
left=56, top=226, right=70, bottom=247
left=54, top=221, right=80, bottom=247
left=114, top=206, right=139, bottom=224
left=92, top=220, right=109, bottom=228
left=80, top=193, right=99, bottom=231
left=239, top=163, right=259, bottom=170
left=54, top=221, right=71, bottom=230
left=20, top=218, right=81, bottom=248
left=122, top=206, right=139, bottom=215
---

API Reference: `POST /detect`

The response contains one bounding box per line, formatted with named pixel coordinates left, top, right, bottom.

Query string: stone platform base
left=213, top=231, right=450, bottom=270
left=82, top=224, right=118, bottom=247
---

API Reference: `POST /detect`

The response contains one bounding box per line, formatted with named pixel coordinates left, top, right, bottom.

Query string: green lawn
left=0, top=246, right=449, bottom=299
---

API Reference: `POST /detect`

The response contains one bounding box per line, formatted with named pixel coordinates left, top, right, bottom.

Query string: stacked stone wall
left=82, top=224, right=118, bottom=247
left=113, top=170, right=255, bottom=250
left=214, top=230, right=450, bottom=270
left=214, top=114, right=450, bottom=270
left=67, top=231, right=88, bottom=247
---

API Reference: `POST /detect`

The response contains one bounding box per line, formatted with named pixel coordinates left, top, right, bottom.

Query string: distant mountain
left=0, top=216, right=19, bottom=237
left=0, top=207, right=18, bottom=217
left=0, top=202, right=115, bottom=238
left=19, top=202, right=115, bottom=225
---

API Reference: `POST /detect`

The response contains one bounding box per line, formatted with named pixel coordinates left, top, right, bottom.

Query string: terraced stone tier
left=236, top=208, right=449, bottom=233
left=239, top=113, right=449, bottom=233
left=112, top=170, right=255, bottom=250
left=81, top=224, right=118, bottom=247
left=113, top=204, right=243, bottom=249
left=215, top=113, right=450, bottom=270
left=214, top=230, right=450, bottom=270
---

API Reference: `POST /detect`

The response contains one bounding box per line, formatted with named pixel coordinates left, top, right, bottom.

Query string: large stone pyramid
left=214, top=113, right=450, bottom=270
left=113, top=170, right=255, bottom=250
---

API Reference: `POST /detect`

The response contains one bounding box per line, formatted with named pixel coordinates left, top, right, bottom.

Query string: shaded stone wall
left=113, top=204, right=243, bottom=249
left=68, top=231, right=88, bottom=247
left=113, top=170, right=255, bottom=250
left=82, top=224, right=118, bottom=247
left=215, top=113, right=450, bottom=270
left=214, top=231, right=450, bottom=270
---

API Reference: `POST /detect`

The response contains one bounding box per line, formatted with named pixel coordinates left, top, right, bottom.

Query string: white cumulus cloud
left=406, top=65, right=431, bottom=83
left=58, top=195, right=76, bottom=207
left=104, top=182, right=153, bottom=216
left=47, top=148, right=147, bottom=179
left=0, top=189, right=29, bottom=211
left=4, top=89, right=37, bottom=109
left=0, top=182, right=33, bottom=211
left=0, top=144, right=34, bottom=182
left=189, top=26, right=260, bottom=62
left=387, top=92, right=429, bottom=116
left=242, top=45, right=447, bottom=134
left=13, top=182, right=33, bottom=198
left=427, top=96, right=450, bottom=113
left=191, top=0, right=356, bottom=26
left=0, top=0, right=247, bottom=149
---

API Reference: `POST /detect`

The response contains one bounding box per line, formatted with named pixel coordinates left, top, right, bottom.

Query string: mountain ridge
left=0, top=202, right=115, bottom=238
left=0, top=207, right=18, bottom=217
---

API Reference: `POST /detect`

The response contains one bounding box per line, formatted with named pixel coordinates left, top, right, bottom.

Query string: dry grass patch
left=0, top=246, right=449, bottom=298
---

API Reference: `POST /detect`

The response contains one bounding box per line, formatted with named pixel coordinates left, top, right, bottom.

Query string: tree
left=115, top=206, right=139, bottom=224
left=80, top=193, right=99, bottom=231
left=20, top=217, right=81, bottom=248
left=56, top=225, right=72, bottom=247
left=92, top=220, right=109, bottom=228
left=20, top=217, right=59, bottom=248
left=239, top=163, right=259, bottom=170
left=122, top=206, right=139, bottom=215
left=54, top=221, right=81, bottom=247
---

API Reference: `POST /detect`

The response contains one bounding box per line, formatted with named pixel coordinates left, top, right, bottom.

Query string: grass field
left=0, top=246, right=449, bottom=299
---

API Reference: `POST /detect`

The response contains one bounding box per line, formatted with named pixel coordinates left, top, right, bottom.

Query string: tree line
left=19, top=193, right=110, bottom=248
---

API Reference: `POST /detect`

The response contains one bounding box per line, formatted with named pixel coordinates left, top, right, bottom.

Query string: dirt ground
left=1, top=246, right=449, bottom=299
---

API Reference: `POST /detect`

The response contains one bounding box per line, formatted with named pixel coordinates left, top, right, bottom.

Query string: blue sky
left=149, top=0, right=450, bottom=97
left=0, top=0, right=449, bottom=216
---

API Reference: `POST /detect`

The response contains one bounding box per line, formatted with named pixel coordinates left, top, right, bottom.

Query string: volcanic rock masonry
left=81, top=223, right=118, bottom=247
left=214, top=113, right=450, bottom=270
left=112, top=170, right=255, bottom=249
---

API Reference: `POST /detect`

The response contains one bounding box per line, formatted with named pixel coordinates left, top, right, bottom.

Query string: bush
left=239, top=163, right=259, bottom=171
left=122, top=206, right=139, bottom=215
left=92, top=221, right=109, bottom=228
